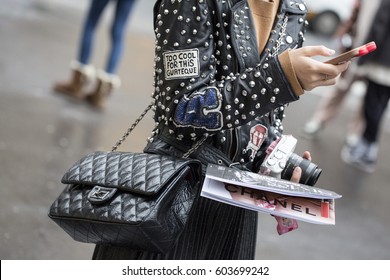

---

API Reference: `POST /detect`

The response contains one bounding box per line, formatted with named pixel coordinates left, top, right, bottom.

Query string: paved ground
left=1, top=0, right=389, bottom=260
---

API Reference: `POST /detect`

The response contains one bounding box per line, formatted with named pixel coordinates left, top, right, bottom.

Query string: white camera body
left=260, top=135, right=297, bottom=178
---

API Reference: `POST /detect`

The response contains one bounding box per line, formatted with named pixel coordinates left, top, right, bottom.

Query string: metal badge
left=88, top=186, right=117, bottom=205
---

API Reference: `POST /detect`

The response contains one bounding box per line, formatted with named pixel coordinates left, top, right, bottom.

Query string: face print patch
left=163, top=49, right=200, bottom=80
left=246, top=124, right=268, bottom=160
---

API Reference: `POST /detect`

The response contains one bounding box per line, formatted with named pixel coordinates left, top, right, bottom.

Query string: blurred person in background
left=301, top=0, right=380, bottom=145
left=341, top=0, right=390, bottom=173
left=53, top=0, right=137, bottom=110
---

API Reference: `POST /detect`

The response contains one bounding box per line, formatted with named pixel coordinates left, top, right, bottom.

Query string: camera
left=260, top=135, right=322, bottom=186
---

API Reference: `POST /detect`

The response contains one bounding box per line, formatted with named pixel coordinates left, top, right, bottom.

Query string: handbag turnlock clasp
left=88, top=186, right=117, bottom=205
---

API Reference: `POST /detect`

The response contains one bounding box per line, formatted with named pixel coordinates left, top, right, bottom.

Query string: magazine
left=201, top=164, right=342, bottom=225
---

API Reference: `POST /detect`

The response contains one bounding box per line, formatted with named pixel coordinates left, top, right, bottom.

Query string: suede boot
left=85, top=70, right=121, bottom=110
left=53, top=60, right=95, bottom=99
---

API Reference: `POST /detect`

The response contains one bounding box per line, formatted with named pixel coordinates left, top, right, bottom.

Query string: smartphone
left=325, top=41, right=376, bottom=65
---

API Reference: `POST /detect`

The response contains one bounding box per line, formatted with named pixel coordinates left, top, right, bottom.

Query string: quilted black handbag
left=48, top=102, right=203, bottom=253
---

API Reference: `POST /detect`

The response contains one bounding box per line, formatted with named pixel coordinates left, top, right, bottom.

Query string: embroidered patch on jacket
left=163, top=49, right=200, bottom=80
left=246, top=124, right=268, bottom=159
left=174, top=87, right=223, bottom=130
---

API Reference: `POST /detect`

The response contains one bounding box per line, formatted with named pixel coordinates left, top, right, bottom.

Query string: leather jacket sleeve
left=152, top=0, right=306, bottom=141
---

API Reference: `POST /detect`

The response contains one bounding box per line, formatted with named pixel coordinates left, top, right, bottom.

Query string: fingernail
left=328, top=49, right=335, bottom=55
left=294, top=167, right=302, bottom=174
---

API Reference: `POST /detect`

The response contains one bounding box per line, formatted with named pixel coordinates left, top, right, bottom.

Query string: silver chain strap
left=111, top=101, right=154, bottom=152
left=182, top=135, right=207, bottom=159
left=111, top=101, right=206, bottom=159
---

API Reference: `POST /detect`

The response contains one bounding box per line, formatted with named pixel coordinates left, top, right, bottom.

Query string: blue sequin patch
left=174, top=87, right=222, bottom=130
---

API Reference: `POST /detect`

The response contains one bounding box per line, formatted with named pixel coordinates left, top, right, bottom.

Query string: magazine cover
left=204, top=164, right=342, bottom=199
left=201, top=178, right=336, bottom=225
left=201, top=164, right=342, bottom=225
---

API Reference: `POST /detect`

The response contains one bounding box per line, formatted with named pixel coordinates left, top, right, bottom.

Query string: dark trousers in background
left=362, top=80, right=390, bottom=143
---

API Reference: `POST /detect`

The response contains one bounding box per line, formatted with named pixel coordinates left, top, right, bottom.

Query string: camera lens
left=281, top=153, right=322, bottom=186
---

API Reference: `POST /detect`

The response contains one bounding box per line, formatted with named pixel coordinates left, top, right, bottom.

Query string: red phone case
left=325, top=41, right=376, bottom=65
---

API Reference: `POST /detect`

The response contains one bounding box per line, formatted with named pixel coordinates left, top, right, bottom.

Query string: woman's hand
left=289, top=46, right=350, bottom=91
left=290, top=151, right=311, bottom=183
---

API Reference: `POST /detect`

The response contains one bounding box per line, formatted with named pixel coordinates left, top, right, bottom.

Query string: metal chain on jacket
left=271, top=15, right=288, bottom=57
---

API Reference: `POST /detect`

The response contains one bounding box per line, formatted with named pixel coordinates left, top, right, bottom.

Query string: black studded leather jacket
left=144, top=0, right=308, bottom=173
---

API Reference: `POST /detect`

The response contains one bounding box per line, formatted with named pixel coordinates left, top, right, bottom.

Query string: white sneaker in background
left=301, top=120, right=323, bottom=139
left=341, top=139, right=378, bottom=173
left=345, top=133, right=360, bottom=147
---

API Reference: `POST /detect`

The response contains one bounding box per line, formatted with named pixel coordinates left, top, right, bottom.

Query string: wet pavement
left=1, top=0, right=389, bottom=260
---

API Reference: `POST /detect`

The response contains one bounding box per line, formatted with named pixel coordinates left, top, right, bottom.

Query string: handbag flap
left=61, top=151, right=201, bottom=196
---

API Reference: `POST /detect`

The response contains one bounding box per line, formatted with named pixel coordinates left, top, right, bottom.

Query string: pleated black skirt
left=92, top=190, right=258, bottom=260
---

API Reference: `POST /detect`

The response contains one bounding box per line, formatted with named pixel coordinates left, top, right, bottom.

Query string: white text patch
left=163, top=49, right=200, bottom=80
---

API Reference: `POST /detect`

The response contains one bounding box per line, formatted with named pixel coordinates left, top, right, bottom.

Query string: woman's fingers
left=302, top=151, right=311, bottom=161
left=289, top=46, right=351, bottom=91
left=290, top=152, right=311, bottom=183
left=308, top=73, right=341, bottom=89
left=297, top=45, right=336, bottom=57
left=290, top=167, right=302, bottom=183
